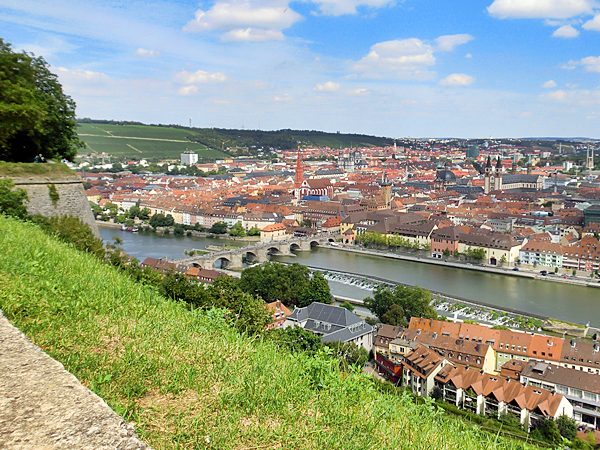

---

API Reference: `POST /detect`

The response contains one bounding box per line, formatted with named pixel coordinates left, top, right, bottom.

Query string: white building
left=180, top=151, right=199, bottom=166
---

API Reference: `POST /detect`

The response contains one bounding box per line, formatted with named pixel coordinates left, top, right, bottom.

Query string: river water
left=100, top=226, right=600, bottom=326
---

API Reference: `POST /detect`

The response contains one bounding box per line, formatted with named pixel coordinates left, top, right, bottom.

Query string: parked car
left=539, top=270, right=547, bottom=276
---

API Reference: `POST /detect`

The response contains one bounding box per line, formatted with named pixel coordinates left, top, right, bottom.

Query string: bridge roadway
left=173, top=234, right=336, bottom=270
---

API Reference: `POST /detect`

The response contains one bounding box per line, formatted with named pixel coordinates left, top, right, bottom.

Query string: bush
left=556, top=415, right=577, bottom=440
left=31, top=215, right=105, bottom=258
left=0, top=179, right=28, bottom=219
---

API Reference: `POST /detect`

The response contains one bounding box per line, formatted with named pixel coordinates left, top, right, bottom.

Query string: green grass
left=0, top=162, right=76, bottom=179
left=0, top=216, right=537, bottom=450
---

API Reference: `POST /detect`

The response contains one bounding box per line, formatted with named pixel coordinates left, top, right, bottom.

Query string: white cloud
left=542, top=79, right=557, bottom=88
left=135, top=48, right=160, bottom=57
left=465, top=53, right=473, bottom=59
left=314, top=81, right=341, bottom=92
left=435, top=34, right=474, bottom=52
left=273, top=93, right=292, bottom=102
left=178, top=85, right=199, bottom=96
left=581, top=56, right=600, bottom=72
left=544, top=89, right=568, bottom=100
left=552, top=24, right=580, bottom=38
left=349, top=87, right=370, bottom=96
left=583, top=14, right=600, bottom=31
left=175, top=70, right=227, bottom=84
left=487, top=0, right=594, bottom=19
left=311, top=0, right=394, bottom=16
left=353, top=38, right=436, bottom=79
left=221, top=28, right=284, bottom=41
left=56, top=67, right=109, bottom=82
left=183, top=1, right=301, bottom=42
left=439, top=73, right=475, bottom=86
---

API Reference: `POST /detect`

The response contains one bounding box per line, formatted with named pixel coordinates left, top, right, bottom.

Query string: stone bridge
left=175, top=234, right=337, bottom=270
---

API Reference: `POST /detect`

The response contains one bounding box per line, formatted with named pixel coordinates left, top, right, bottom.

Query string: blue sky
left=1, top=0, right=600, bottom=137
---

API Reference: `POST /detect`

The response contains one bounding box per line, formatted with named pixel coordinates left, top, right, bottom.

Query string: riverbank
left=96, top=221, right=260, bottom=242
left=329, top=244, right=600, bottom=289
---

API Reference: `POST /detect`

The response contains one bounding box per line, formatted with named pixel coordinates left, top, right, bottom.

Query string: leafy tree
left=32, top=215, right=105, bottom=258
left=209, top=221, right=228, bottom=234
left=247, top=226, right=261, bottom=236
left=149, top=213, right=174, bottom=228
left=339, top=301, right=355, bottom=312
left=530, top=418, right=562, bottom=446
left=555, top=415, right=577, bottom=441
left=326, top=341, right=368, bottom=369
left=161, top=272, right=211, bottom=308
left=228, top=221, right=246, bottom=237
left=365, top=284, right=436, bottom=326
left=381, top=303, right=405, bottom=326
left=0, top=179, right=28, bottom=219
left=301, top=271, right=332, bottom=306
left=266, top=326, right=324, bottom=355
left=240, top=262, right=330, bottom=307
left=0, top=38, right=82, bottom=162
left=138, top=207, right=150, bottom=220
left=207, top=276, right=271, bottom=334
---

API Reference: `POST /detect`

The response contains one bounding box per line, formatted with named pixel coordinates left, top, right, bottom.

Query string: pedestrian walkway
left=0, top=312, right=148, bottom=449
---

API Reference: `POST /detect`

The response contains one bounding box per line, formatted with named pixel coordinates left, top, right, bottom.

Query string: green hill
left=77, top=120, right=393, bottom=160
left=0, top=216, right=535, bottom=449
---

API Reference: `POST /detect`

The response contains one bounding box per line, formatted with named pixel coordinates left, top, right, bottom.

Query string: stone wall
left=6, top=176, right=99, bottom=236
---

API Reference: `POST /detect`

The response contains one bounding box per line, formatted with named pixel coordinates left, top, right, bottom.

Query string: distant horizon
left=77, top=118, right=600, bottom=142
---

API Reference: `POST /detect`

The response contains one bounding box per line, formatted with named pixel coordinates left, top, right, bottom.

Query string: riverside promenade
left=328, top=244, right=600, bottom=289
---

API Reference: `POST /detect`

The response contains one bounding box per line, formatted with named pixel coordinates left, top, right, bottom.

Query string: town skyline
left=2, top=0, right=600, bottom=137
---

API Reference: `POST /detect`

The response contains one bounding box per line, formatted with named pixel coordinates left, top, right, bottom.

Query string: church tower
left=587, top=147, right=595, bottom=171
left=294, top=146, right=304, bottom=201
left=484, top=156, right=493, bottom=194
left=379, top=171, right=393, bottom=208
left=494, top=156, right=503, bottom=191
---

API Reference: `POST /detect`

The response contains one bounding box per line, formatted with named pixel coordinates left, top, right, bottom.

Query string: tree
left=207, top=276, right=272, bottom=334
left=149, top=213, right=174, bottom=228
left=247, top=226, right=261, bottom=236
left=266, top=326, right=324, bottom=355
left=339, top=301, right=355, bottom=312
left=301, top=271, right=332, bottom=306
left=240, top=262, right=311, bottom=306
left=556, top=415, right=577, bottom=441
left=209, top=221, right=228, bottom=234
left=530, top=418, right=562, bottom=446
left=0, top=38, right=82, bottom=162
left=381, top=303, right=405, bottom=326
left=0, top=179, right=28, bottom=219
left=326, top=341, right=368, bottom=369
left=228, top=221, right=246, bottom=237
left=365, top=284, right=436, bottom=326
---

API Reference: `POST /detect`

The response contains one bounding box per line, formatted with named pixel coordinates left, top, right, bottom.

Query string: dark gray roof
left=288, top=302, right=362, bottom=327
left=501, top=174, right=542, bottom=184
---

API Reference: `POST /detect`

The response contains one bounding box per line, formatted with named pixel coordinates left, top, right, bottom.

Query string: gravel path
left=0, top=312, right=149, bottom=449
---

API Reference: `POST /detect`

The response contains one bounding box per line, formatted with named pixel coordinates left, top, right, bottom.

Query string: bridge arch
left=267, top=246, right=282, bottom=256
left=243, top=251, right=259, bottom=264
left=309, top=240, right=320, bottom=248
left=290, top=242, right=301, bottom=252
left=213, top=257, right=232, bottom=269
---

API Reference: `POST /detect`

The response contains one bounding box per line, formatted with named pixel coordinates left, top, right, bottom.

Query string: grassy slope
left=0, top=162, right=76, bottom=179
left=0, top=216, right=535, bottom=450
left=77, top=123, right=228, bottom=160
left=77, top=122, right=393, bottom=159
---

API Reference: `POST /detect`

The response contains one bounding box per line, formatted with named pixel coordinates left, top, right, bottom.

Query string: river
left=100, top=226, right=600, bottom=326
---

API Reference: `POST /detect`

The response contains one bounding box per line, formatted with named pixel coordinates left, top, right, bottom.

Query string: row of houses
left=519, top=235, right=600, bottom=272
left=374, top=318, right=600, bottom=429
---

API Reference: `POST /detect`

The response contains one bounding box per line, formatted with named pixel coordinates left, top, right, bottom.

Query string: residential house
left=285, top=302, right=374, bottom=351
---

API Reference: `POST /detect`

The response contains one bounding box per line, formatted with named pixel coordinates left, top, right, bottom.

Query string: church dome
left=435, top=167, right=456, bottom=183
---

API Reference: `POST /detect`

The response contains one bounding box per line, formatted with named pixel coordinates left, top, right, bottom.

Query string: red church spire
left=294, top=145, right=303, bottom=188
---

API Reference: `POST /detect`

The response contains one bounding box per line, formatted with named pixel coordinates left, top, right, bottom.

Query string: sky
left=1, top=0, right=600, bottom=138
